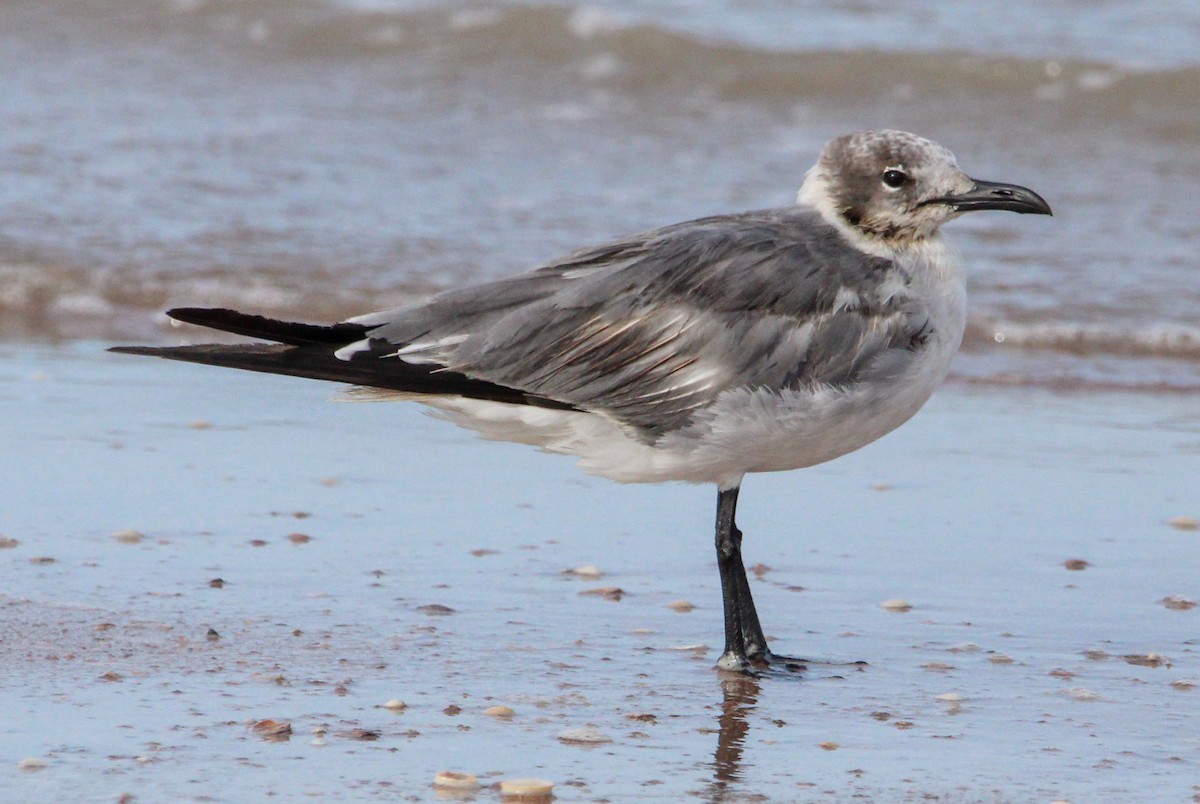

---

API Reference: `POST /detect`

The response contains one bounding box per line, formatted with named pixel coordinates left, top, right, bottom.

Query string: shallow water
left=2, top=345, right=1198, bottom=801
left=2, top=0, right=1199, bottom=390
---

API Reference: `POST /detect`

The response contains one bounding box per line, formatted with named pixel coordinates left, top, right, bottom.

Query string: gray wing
left=352, top=208, right=932, bottom=438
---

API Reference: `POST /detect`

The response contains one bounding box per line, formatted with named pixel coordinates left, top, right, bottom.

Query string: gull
left=112, top=130, right=1051, bottom=673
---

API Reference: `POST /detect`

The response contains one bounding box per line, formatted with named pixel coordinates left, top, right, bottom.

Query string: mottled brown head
left=799, top=130, right=1051, bottom=248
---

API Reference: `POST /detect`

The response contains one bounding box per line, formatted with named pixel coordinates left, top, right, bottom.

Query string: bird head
left=799, top=130, right=1051, bottom=251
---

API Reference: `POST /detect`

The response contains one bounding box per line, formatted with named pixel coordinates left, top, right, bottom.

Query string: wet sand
left=2, top=343, right=1198, bottom=801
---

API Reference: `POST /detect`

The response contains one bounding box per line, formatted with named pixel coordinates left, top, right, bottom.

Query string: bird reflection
left=706, top=671, right=762, bottom=801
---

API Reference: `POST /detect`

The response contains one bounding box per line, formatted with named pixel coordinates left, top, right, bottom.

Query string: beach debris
left=17, top=757, right=47, bottom=770
left=879, top=598, right=912, bottom=612
left=1165, top=516, right=1198, bottom=531
left=251, top=719, right=292, bottom=740
left=499, top=778, right=554, bottom=798
left=208, top=578, right=225, bottom=588
left=818, top=741, right=840, bottom=751
left=29, top=556, right=55, bottom=565
left=1123, top=652, right=1169, bottom=668
left=484, top=705, right=515, bottom=718
left=339, top=728, right=380, bottom=741
left=417, top=604, right=455, bottom=616
left=248, top=539, right=268, bottom=547
left=556, top=726, right=612, bottom=744
left=666, top=600, right=695, bottom=612
left=564, top=564, right=603, bottom=579
left=579, top=587, right=624, bottom=601
left=287, top=532, right=312, bottom=544
left=435, top=771, right=481, bottom=790
left=113, top=529, right=144, bottom=544
left=1160, top=595, right=1196, bottom=611
left=383, top=699, right=408, bottom=711
left=470, top=548, right=499, bottom=557
left=0, top=536, right=18, bottom=549
left=1062, top=558, right=1089, bottom=571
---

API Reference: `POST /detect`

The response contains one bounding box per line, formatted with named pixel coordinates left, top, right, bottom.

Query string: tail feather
left=109, top=340, right=577, bottom=411
left=165, top=307, right=371, bottom=346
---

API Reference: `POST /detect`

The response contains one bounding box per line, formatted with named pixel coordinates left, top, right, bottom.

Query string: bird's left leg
left=714, top=486, right=811, bottom=672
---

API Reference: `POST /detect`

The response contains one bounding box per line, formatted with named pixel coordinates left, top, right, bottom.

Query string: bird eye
left=881, top=169, right=907, bottom=189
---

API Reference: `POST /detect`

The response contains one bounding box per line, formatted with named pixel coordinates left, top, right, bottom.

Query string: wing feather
left=357, top=207, right=931, bottom=438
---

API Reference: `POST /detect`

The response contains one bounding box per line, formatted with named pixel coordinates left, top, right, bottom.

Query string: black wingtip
left=108, top=345, right=162, bottom=356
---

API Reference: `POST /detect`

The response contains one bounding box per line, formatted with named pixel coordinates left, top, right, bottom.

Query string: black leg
left=714, top=485, right=813, bottom=674
left=715, top=486, right=777, bottom=670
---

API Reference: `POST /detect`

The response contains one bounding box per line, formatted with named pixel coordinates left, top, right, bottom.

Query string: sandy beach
left=1, top=344, right=1197, bottom=801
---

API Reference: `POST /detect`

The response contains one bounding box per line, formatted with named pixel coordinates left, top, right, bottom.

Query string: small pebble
left=936, top=693, right=964, bottom=702
left=1160, top=595, right=1196, bottom=611
left=417, top=604, right=455, bottom=616
left=251, top=719, right=292, bottom=739
left=556, top=726, right=612, bottom=744
left=818, top=741, right=839, bottom=751
left=206, top=628, right=220, bottom=641
left=208, top=578, right=225, bottom=588
left=112, top=529, right=144, bottom=544
left=1169, top=679, right=1195, bottom=691
left=17, top=757, right=47, bottom=770
left=1066, top=687, right=1102, bottom=701
left=1123, top=652, right=1168, bottom=668
left=499, top=778, right=554, bottom=798
left=287, top=533, right=312, bottom=544
left=435, top=771, right=480, bottom=790
left=383, top=699, right=408, bottom=711
left=988, top=653, right=1015, bottom=664
left=879, top=598, right=912, bottom=612
left=666, top=600, right=695, bottom=613
left=188, top=419, right=212, bottom=430
left=1063, top=558, right=1089, bottom=571
left=922, top=662, right=955, bottom=671
left=579, top=586, right=624, bottom=601
left=0, top=537, right=18, bottom=549
left=484, top=705, right=515, bottom=718
left=565, top=564, right=603, bottom=579
left=1166, top=516, right=1198, bottom=531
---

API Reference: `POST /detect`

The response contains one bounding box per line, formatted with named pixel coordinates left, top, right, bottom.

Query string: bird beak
left=921, top=179, right=1053, bottom=216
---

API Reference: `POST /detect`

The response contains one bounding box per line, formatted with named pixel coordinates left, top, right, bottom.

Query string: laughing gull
left=112, top=130, right=1051, bottom=673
